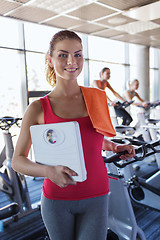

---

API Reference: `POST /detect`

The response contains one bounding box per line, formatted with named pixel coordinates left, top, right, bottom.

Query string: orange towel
left=80, top=86, right=116, bottom=137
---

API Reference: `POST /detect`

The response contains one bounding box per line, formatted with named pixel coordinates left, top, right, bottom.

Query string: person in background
left=12, top=30, right=135, bottom=240
left=123, top=79, right=149, bottom=107
left=123, top=79, right=152, bottom=127
left=92, top=67, right=133, bottom=125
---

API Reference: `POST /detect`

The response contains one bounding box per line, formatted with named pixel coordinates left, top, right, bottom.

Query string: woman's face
left=132, top=80, right=139, bottom=90
left=102, top=69, right=110, bottom=80
left=49, top=39, right=83, bottom=82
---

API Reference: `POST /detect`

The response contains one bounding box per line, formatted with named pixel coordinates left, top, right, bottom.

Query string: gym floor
left=0, top=172, right=160, bottom=240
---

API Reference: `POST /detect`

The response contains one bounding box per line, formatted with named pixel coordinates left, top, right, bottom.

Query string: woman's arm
left=102, top=138, right=135, bottom=160
left=107, top=82, right=125, bottom=102
left=135, top=92, right=144, bottom=102
left=125, top=90, right=149, bottom=107
left=107, top=96, right=112, bottom=104
left=135, top=93, right=149, bottom=107
left=12, top=100, right=77, bottom=188
left=12, top=100, right=45, bottom=176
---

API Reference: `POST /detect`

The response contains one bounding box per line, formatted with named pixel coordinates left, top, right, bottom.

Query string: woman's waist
left=43, top=174, right=109, bottom=200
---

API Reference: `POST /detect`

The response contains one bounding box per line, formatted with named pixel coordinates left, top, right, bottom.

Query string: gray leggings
left=41, top=193, right=109, bottom=240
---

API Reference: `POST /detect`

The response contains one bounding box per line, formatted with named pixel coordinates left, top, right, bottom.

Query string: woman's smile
left=64, top=67, right=78, bottom=72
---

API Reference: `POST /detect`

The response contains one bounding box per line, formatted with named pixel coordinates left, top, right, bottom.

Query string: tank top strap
left=97, top=80, right=107, bottom=90
left=40, top=95, right=53, bottom=124
left=128, top=90, right=136, bottom=97
left=97, top=80, right=101, bottom=88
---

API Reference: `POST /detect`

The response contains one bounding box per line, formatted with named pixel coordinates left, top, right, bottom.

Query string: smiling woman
left=45, top=30, right=83, bottom=87
left=12, top=29, right=135, bottom=240
left=48, top=39, right=83, bottom=83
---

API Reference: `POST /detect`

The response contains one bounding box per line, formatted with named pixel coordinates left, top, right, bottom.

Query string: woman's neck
left=100, top=78, right=107, bottom=82
left=52, top=80, right=81, bottom=97
left=129, top=87, right=135, bottom=93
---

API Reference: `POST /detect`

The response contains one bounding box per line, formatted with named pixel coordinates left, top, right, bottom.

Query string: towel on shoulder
left=80, top=86, right=116, bottom=137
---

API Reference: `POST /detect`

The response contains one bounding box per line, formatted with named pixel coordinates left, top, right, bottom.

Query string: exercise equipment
left=103, top=149, right=146, bottom=240
left=104, top=140, right=160, bottom=212
left=109, top=101, right=134, bottom=127
left=0, top=117, right=40, bottom=226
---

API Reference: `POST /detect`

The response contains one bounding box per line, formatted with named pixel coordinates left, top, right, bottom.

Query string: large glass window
left=150, top=69, right=159, bottom=101
left=129, top=43, right=151, bottom=101
left=26, top=52, right=52, bottom=92
left=24, top=22, right=58, bottom=53
left=0, top=17, right=24, bottom=49
left=150, top=47, right=159, bottom=69
left=149, top=47, right=160, bottom=101
left=0, top=48, right=25, bottom=117
left=88, top=35, right=125, bottom=63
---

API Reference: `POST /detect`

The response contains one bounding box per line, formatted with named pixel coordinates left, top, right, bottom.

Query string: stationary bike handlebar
left=0, top=203, right=19, bottom=220
left=114, top=100, right=134, bottom=109
left=0, top=117, right=22, bottom=130
left=137, top=100, right=160, bottom=111
left=103, top=140, right=160, bottom=168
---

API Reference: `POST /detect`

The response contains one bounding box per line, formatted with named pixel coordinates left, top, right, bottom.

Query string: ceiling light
left=123, top=1, right=160, bottom=21
left=107, top=17, right=126, bottom=25
left=115, top=21, right=160, bottom=35
left=27, top=0, right=97, bottom=13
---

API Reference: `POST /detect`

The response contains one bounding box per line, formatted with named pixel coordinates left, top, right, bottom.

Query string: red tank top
left=40, top=95, right=109, bottom=200
left=98, top=80, right=108, bottom=90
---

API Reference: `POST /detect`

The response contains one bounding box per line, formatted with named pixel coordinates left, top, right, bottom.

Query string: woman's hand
left=110, top=101, right=118, bottom=107
left=114, top=144, right=135, bottom=160
left=142, top=101, right=150, bottom=107
left=45, top=165, right=78, bottom=188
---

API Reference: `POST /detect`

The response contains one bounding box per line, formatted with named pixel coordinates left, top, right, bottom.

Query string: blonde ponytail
left=45, top=52, right=56, bottom=87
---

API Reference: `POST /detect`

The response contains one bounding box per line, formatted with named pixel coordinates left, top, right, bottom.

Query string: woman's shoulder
left=91, top=79, right=99, bottom=87
left=24, top=99, right=43, bottom=124
left=28, top=99, right=42, bottom=111
left=92, top=79, right=99, bottom=82
left=124, top=89, right=130, bottom=95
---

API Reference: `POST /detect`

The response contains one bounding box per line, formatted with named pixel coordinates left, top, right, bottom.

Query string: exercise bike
left=105, top=140, right=160, bottom=212
left=109, top=100, right=134, bottom=127
left=103, top=149, right=146, bottom=240
left=0, top=117, right=40, bottom=225
left=113, top=102, right=160, bottom=170
left=132, top=100, right=160, bottom=137
left=140, top=119, right=160, bottom=168
left=0, top=202, right=19, bottom=233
